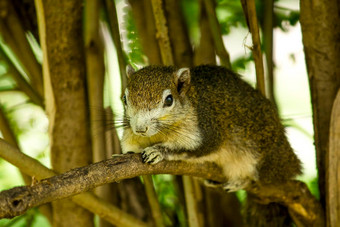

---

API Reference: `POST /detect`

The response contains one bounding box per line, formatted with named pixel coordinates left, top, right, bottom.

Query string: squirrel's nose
left=135, top=126, right=148, bottom=134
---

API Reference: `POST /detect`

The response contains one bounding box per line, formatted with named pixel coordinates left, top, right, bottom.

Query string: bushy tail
left=244, top=194, right=293, bottom=227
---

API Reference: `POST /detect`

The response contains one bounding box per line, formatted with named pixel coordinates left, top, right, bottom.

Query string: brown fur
left=122, top=65, right=302, bottom=226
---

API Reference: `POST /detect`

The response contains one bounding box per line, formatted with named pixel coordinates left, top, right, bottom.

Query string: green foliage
left=216, top=0, right=300, bottom=34
left=231, top=54, right=253, bottom=72
left=153, top=175, right=187, bottom=227
left=0, top=60, right=16, bottom=91
left=216, top=0, right=247, bottom=35
left=180, top=0, right=200, bottom=45
left=123, top=6, right=145, bottom=66
left=0, top=208, right=50, bottom=227
left=236, top=189, right=247, bottom=204
left=273, top=6, right=299, bottom=31
left=306, top=177, right=320, bottom=200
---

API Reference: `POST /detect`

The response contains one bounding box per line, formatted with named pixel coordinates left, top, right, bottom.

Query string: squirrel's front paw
left=141, top=146, right=164, bottom=164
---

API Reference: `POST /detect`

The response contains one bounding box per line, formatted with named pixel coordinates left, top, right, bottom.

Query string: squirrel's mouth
left=136, top=132, right=147, bottom=137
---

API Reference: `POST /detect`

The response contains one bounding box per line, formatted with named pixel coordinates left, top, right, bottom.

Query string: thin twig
left=241, top=0, right=266, bottom=96
left=263, top=0, right=276, bottom=105
left=0, top=47, right=43, bottom=107
left=0, top=0, right=43, bottom=96
left=84, top=2, right=115, bottom=226
left=183, top=176, right=201, bottom=227
left=0, top=106, right=19, bottom=147
left=151, top=0, right=174, bottom=65
left=84, top=0, right=106, bottom=166
left=143, top=175, right=165, bottom=227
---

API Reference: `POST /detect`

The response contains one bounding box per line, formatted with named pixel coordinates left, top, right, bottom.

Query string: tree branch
left=0, top=138, right=148, bottom=226
left=0, top=0, right=44, bottom=97
left=327, top=89, right=340, bottom=226
left=0, top=47, right=43, bottom=107
left=248, top=181, right=324, bottom=226
left=300, top=0, right=340, bottom=210
left=0, top=138, right=324, bottom=226
left=241, top=0, right=266, bottom=96
left=262, top=0, right=276, bottom=106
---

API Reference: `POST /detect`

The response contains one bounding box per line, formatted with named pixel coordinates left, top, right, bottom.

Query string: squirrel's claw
left=204, top=179, right=223, bottom=188
left=204, top=179, right=250, bottom=192
left=112, top=151, right=135, bottom=157
left=222, top=179, right=250, bottom=192
left=141, top=147, right=164, bottom=164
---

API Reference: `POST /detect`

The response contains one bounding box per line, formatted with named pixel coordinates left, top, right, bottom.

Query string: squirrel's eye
left=164, top=95, right=173, bottom=107
left=122, top=95, right=127, bottom=105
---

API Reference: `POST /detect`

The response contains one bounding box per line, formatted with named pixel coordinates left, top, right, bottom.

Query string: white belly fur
left=168, top=144, right=259, bottom=183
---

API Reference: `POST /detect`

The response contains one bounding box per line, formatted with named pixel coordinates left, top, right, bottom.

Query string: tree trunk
left=164, top=0, right=193, bottom=67
left=327, top=90, right=340, bottom=227
left=35, top=1, right=93, bottom=226
left=194, top=0, right=216, bottom=66
left=300, top=0, right=340, bottom=212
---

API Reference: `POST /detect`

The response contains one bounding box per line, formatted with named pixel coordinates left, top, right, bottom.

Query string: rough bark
left=35, top=0, right=93, bottom=226
left=327, top=90, right=340, bottom=227
left=0, top=151, right=324, bottom=227
left=0, top=139, right=148, bottom=227
left=300, top=0, right=340, bottom=211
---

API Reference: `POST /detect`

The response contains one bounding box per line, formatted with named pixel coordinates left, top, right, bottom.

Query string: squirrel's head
left=123, top=65, right=191, bottom=137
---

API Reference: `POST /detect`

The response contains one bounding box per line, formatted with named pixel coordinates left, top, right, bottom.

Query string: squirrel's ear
left=126, top=65, right=135, bottom=78
left=175, top=68, right=191, bottom=95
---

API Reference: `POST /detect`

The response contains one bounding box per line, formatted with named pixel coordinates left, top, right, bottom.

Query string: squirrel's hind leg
left=204, top=178, right=251, bottom=192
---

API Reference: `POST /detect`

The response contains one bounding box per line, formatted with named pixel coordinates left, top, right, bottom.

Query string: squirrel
left=120, top=65, right=302, bottom=226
